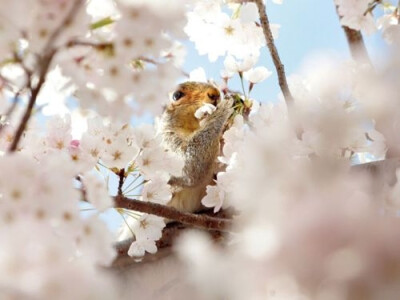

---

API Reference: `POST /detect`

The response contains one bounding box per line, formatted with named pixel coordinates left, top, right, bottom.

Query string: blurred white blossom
left=81, top=173, right=113, bottom=211
left=244, top=66, right=272, bottom=83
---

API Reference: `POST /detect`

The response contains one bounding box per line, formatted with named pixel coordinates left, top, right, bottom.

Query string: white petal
left=244, top=66, right=272, bottom=83
left=201, top=185, right=224, bottom=213
left=195, top=103, right=217, bottom=119
left=189, top=67, right=207, bottom=82
left=128, top=241, right=145, bottom=257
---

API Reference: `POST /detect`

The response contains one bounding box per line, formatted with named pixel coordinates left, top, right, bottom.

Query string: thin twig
left=114, top=195, right=232, bottom=232
left=137, top=56, right=160, bottom=65
left=75, top=175, right=88, bottom=202
left=253, top=0, right=294, bottom=105
left=65, top=39, right=113, bottom=50
left=117, top=168, right=125, bottom=196
left=363, top=0, right=381, bottom=16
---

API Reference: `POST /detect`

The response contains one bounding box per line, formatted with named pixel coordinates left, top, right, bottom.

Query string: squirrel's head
left=164, top=81, right=221, bottom=134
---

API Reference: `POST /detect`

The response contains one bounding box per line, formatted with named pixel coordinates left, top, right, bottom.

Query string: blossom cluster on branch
left=335, top=0, right=400, bottom=43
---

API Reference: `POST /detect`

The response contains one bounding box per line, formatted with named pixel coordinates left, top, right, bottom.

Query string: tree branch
left=8, top=49, right=56, bottom=152
left=65, top=39, right=113, bottom=50
left=113, top=212, right=227, bottom=267
left=114, top=195, right=233, bottom=232
left=8, top=0, right=84, bottom=152
left=112, top=158, right=400, bottom=267
left=253, top=0, right=294, bottom=105
left=335, top=5, right=372, bottom=65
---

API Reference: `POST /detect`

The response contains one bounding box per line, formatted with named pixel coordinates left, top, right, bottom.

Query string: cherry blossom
left=37, top=66, right=76, bottom=116
left=219, top=114, right=246, bottom=164
left=201, top=183, right=225, bottom=213
left=128, top=237, right=158, bottom=257
left=377, top=12, right=400, bottom=43
left=189, top=67, right=208, bottom=82
left=133, top=123, right=162, bottom=150
left=124, top=214, right=166, bottom=257
left=45, top=115, right=72, bottom=151
left=26, top=0, right=90, bottom=52
left=185, top=1, right=267, bottom=61
left=244, top=66, right=272, bottom=84
left=133, top=214, right=165, bottom=241
left=0, top=0, right=34, bottom=59
left=194, top=103, right=217, bottom=120
left=101, top=135, right=139, bottom=169
left=335, top=0, right=377, bottom=34
left=224, top=55, right=257, bottom=74
left=0, top=152, right=117, bottom=298
left=137, top=146, right=184, bottom=180
left=142, top=176, right=172, bottom=205
left=81, top=173, right=113, bottom=212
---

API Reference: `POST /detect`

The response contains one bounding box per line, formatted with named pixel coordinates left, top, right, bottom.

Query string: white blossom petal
left=244, top=66, right=272, bottom=83
left=195, top=103, right=217, bottom=119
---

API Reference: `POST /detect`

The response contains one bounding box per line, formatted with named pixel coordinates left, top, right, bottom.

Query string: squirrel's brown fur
left=160, top=81, right=233, bottom=212
left=118, top=82, right=232, bottom=241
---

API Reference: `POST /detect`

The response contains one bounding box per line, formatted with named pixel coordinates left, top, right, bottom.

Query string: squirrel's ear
left=172, top=90, right=185, bottom=101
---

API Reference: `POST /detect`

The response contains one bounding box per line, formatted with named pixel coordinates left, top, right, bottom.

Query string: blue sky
left=182, top=0, right=386, bottom=103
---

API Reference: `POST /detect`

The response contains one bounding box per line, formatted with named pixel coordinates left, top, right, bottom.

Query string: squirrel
left=160, top=81, right=233, bottom=213
left=118, top=82, right=233, bottom=242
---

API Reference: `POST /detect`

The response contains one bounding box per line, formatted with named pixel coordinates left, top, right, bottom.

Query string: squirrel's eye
left=207, top=93, right=220, bottom=103
left=172, top=91, right=184, bottom=101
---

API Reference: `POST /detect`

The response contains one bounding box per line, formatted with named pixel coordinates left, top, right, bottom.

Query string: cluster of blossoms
left=0, top=0, right=188, bottom=121
left=117, top=123, right=184, bottom=257
left=0, top=0, right=187, bottom=296
left=0, top=112, right=183, bottom=296
left=335, top=0, right=400, bottom=42
left=178, top=33, right=400, bottom=300
left=0, top=152, right=118, bottom=299
left=186, top=0, right=280, bottom=64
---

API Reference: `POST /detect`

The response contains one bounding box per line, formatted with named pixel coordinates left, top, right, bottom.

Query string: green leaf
left=131, top=59, right=145, bottom=70
left=0, top=57, right=17, bottom=67
left=90, top=17, right=114, bottom=30
left=231, top=4, right=241, bottom=19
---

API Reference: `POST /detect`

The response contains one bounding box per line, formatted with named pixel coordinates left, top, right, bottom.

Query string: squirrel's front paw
left=217, top=95, right=234, bottom=117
